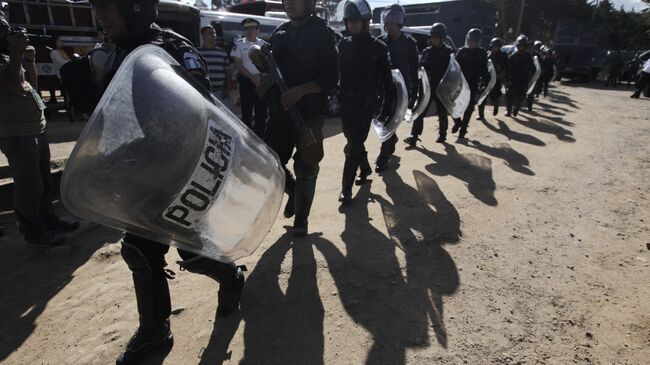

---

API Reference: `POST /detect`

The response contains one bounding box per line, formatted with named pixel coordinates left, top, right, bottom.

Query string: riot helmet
left=430, top=23, right=447, bottom=38
left=90, top=0, right=159, bottom=36
left=381, top=4, right=405, bottom=25
left=490, top=37, right=503, bottom=48
left=343, top=0, right=372, bottom=21
left=516, top=34, right=529, bottom=48
left=282, top=0, right=317, bottom=19
left=466, top=28, right=482, bottom=46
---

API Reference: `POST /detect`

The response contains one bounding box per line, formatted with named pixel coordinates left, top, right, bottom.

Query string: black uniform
left=526, top=51, right=541, bottom=110
left=506, top=50, right=535, bottom=116
left=454, top=46, right=489, bottom=137
left=263, top=15, right=339, bottom=231
left=338, top=32, right=393, bottom=191
left=99, top=25, right=244, bottom=363
left=539, top=54, right=555, bottom=97
left=376, top=32, right=418, bottom=168
left=416, top=43, right=454, bottom=139
left=478, top=49, right=509, bottom=117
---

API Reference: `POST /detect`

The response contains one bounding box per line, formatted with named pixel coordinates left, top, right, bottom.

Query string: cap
left=241, top=18, right=260, bottom=28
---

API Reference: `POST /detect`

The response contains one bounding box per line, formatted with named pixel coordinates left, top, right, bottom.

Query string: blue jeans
left=0, top=133, right=58, bottom=238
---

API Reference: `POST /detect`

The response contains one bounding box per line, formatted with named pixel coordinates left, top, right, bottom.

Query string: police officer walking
left=259, top=0, right=338, bottom=236
left=88, top=1, right=244, bottom=364
left=452, top=28, right=489, bottom=140
left=337, top=0, right=394, bottom=204
left=526, top=40, right=543, bottom=111
left=231, top=18, right=268, bottom=136
left=506, top=35, right=535, bottom=117
left=538, top=47, right=555, bottom=97
left=375, top=3, right=418, bottom=172
left=477, top=37, right=508, bottom=119
left=404, top=23, right=453, bottom=145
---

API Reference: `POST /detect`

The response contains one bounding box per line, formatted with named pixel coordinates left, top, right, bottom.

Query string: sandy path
left=0, top=83, right=648, bottom=365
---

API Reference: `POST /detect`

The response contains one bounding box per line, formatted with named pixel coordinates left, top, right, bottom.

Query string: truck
left=554, top=20, right=609, bottom=82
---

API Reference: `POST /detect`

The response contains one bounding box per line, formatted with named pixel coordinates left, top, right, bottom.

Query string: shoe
left=216, top=266, right=245, bottom=317
left=338, top=188, right=352, bottom=204
left=476, top=115, right=484, bottom=121
left=116, top=319, right=173, bottom=365
left=47, top=217, right=79, bottom=234
left=293, top=218, right=308, bottom=237
left=403, top=135, right=418, bottom=148
left=451, top=123, right=460, bottom=134
left=505, top=112, right=512, bottom=117
left=283, top=192, right=295, bottom=218
left=631, top=94, right=640, bottom=99
left=435, top=135, right=446, bottom=143
left=375, top=159, right=388, bottom=173
left=25, top=231, right=66, bottom=248
left=457, top=132, right=467, bottom=140
left=493, top=106, right=499, bottom=116
left=355, top=172, right=370, bottom=186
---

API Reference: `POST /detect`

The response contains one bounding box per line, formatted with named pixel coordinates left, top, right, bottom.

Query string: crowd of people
left=0, top=0, right=647, bottom=364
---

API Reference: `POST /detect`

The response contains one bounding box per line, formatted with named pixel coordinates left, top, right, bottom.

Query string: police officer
left=477, top=37, right=508, bottom=119
left=404, top=23, right=453, bottom=145
left=89, top=1, right=244, bottom=363
left=337, top=0, right=394, bottom=204
left=539, top=46, right=555, bottom=97
left=231, top=18, right=268, bottom=136
left=375, top=3, right=418, bottom=172
left=260, top=0, right=338, bottom=236
left=506, top=35, right=535, bottom=117
left=526, top=40, right=543, bottom=111
left=452, top=28, right=489, bottom=140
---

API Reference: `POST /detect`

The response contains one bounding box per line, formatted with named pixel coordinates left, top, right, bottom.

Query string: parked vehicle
left=554, top=20, right=608, bottom=82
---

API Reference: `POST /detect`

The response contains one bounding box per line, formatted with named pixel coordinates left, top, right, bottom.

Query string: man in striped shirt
left=197, top=25, right=231, bottom=102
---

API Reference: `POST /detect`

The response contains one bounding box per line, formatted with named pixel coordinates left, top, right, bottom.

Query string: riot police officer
left=506, top=35, right=535, bottom=117
left=526, top=40, right=543, bottom=111
left=404, top=23, right=453, bottom=145
left=452, top=28, right=489, bottom=140
left=477, top=37, right=508, bottom=119
left=89, top=1, right=244, bottom=363
left=337, top=0, right=394, bottom=204
left=375, top=3, right=418, bottom=172
left=261, top=0, right=339, bottom=236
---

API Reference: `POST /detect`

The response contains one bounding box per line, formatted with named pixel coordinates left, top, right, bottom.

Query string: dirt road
left=0, top=83, right=648, bottom=365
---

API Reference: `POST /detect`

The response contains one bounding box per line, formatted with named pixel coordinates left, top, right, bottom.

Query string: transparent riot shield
left=61, top=45, right=285, bottom=262
left=436, top=54, right=471, bottom=119
left=405, top=67, right=431, bottom=123
left=477, top=59, right=497, bottom=106
left=372, top=69, right=408, bottom=142
left=528, top=55, right=542, bottom=95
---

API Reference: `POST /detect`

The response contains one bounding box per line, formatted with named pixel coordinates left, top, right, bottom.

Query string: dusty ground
left=0, top=82, right=648, bottom=365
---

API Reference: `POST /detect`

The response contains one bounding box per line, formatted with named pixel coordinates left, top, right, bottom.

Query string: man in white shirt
left=631, top=58, right=650, bottom=99
left=231, top=18, right=268, bottom=137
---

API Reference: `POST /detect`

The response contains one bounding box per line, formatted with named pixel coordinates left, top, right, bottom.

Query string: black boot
left=118, top=241, right=174, bottom=365
left=355, top=158, right=371, bottom=185
left=403, top=135, right=419, bottom=148
left=436, top=134, right=446, bottom=143
left=283, top=170, right=296, bottom=218
left=178, top=255, right=245, bottom=317
left=477, top=104, right=485, bottom=120
left=493, top=105, right=499, bottom=116
left=339, top=187, right=352, bottom=204
left=116, top=319, right=173, bottom=365
left=293, top=176, right=317, bottom=237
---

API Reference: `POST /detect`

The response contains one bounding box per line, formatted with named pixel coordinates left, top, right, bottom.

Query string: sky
left=610, top=0, right=648, bottom=11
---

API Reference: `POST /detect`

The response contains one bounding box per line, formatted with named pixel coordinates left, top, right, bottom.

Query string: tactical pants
left=456, top=89, right=479, bottom=135
left=121, top=234, right=241, bottom=331
left=340, top=97, right=373, bottom=189
left=238, top=75, right=268, bottom=137
left=0, top=133, right=58, bottom=240
left=264, top=114, right=324, bottom=224
left=411, top=97, right=448, bottom=138
left=506, top=84, right=527, bottom=115
left=479, top=80, right=503, bottom=117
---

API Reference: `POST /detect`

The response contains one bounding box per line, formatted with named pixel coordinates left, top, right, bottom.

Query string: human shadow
left=240, top=231, right=324, bottom=364
left=315, top=172, right=459, bottom=363
left=0, top=217, right=123, bottom=362
left=524, top=110, right=575, bottom=127
left=480, top=118, right=546, bottom=147
left=416, top=145, right=498, bottom=206
left=466, top=140, right=534, bottom=176
left=515, top=115, right=576, bottom=143
left=546, top=92, right=580, bottom=109
left=197, top=309, right=243, bottom=365
left=535, top=100, right=572, bottom=113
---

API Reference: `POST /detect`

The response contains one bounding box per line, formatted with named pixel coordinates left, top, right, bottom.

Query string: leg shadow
left=467, top=140, right=535, bottom=176
left=515, top=115, right=576, bottom=142
left=416, top=145, right=498, bottom=206
left=526, top=110, right=575, bottom=127
left=481, top=118, right=546, bottom=147
left=240, top=231, right=324, bottom=364
left=197, top=309, right=243, bottom=365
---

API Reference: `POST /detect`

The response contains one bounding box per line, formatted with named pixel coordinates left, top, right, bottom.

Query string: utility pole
left=516, top=0, right=526, bottom=36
